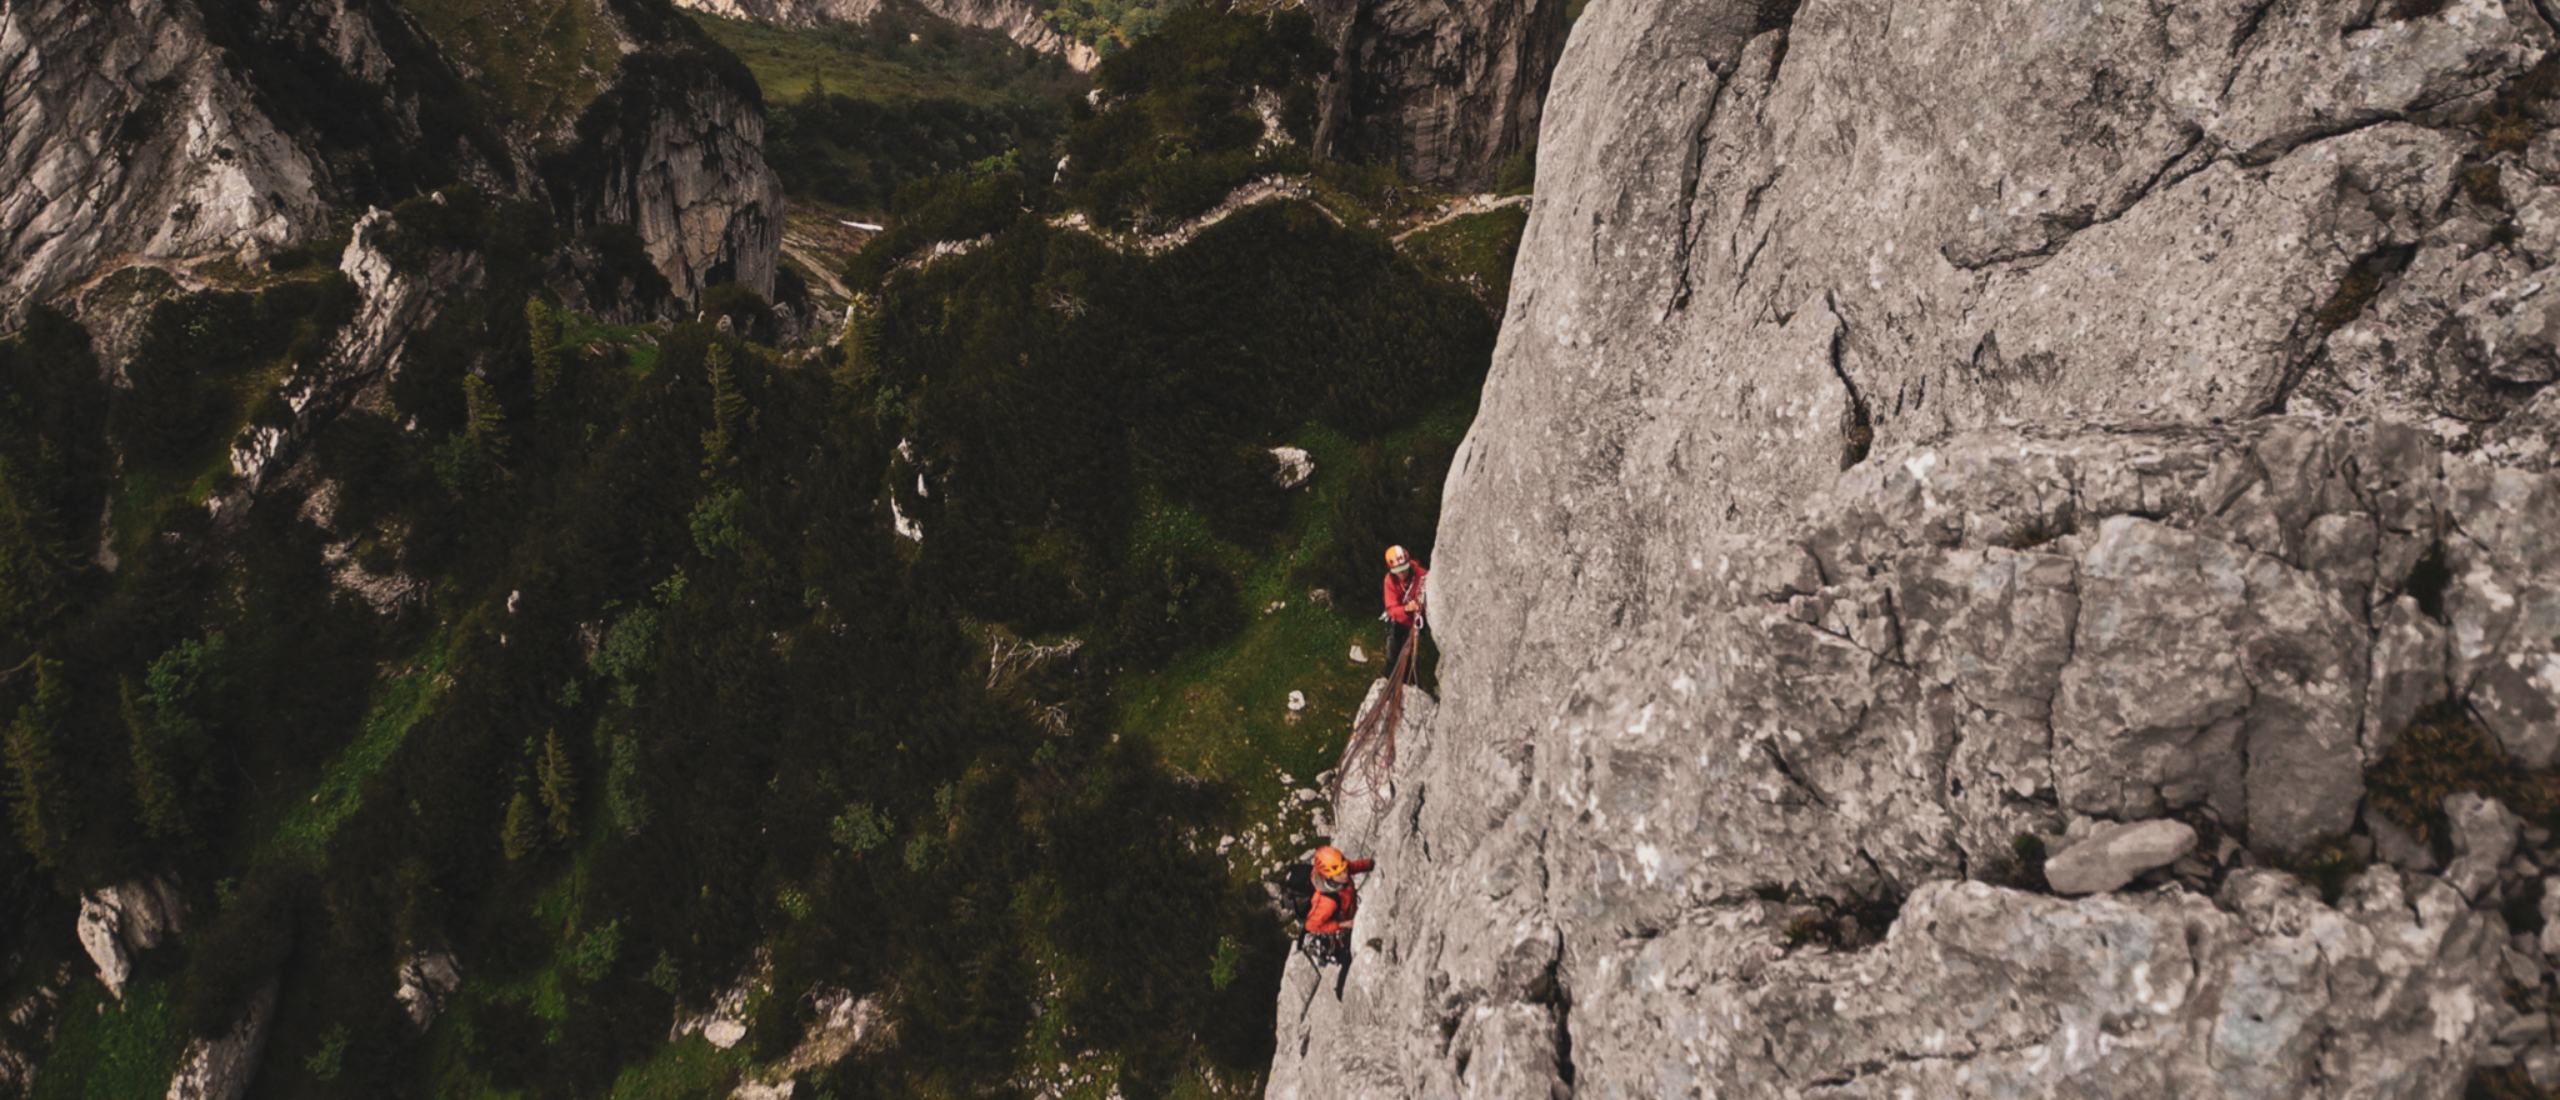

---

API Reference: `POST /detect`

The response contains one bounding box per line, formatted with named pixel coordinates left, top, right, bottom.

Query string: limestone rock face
left=1283, top=420, right=2560, bottom=1096
left=75, top=876, right=184, bottom=999
left=544, top=51, right=785, bottom=303
left=1282, top=0, right=2560, bottom=1090
left=1304, top=0, right=1565, bottom=189
left=0, top=0, right=328, bottom=310
left=1, top=0, right=783, bottom=317
left=211, top=204, right=484, bottom=518
left=668, top=0, right=1099, bottom=70
left=395, top=952, right=462, bottom=1032
left=166, top=980, right=276, bottom=1100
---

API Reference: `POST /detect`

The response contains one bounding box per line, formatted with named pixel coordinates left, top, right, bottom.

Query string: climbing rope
left=1331, top=609, right=1422, bottom=808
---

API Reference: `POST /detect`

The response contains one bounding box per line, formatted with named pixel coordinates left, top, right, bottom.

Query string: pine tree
left=463, top=374, right=509, bottom=463
left=700, top=343, right=746, bottom=483
left=124, top=633, right=226, bottom=839
left=501, top=789, right=541, bottom=861
left=0, top=454, right=74, bottom=654
left=4, top=656, right=73, bottom=867
left=124, top=677, right=185, bottom=840
left=526, top=299, right=565, bottom=401
left=537, top=729, right=577, bottom=842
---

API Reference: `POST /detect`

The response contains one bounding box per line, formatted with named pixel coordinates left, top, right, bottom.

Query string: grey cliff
left=1304, top=0, right=1565, bottom=190
left=669, top=0, right=1100, bottom=70
left=1279, top=0, right=2560, bottom=1094
left=0, top=0, right=782, bottom=318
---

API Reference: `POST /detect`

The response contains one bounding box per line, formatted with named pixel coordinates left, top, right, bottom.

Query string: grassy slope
left=404, top=0, right=619, bottom=133
left=1112, top=401, right=1474, bottom=811
left=689, top=11, right=1035, bottom=106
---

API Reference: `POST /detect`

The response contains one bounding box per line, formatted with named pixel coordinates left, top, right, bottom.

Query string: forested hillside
left=0, top=4, right=1527, bottom=1098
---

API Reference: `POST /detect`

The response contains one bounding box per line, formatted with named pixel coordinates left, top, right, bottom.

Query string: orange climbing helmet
left=1384, top=545, right=1409, bottom=568
left=1312, top=846, right=1348, bottom=879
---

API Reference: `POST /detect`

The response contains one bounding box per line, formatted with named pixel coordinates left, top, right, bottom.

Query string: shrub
left=2367, top=704, right=2560, bottom=839
left=831, top=802, right=889, bottom=853
left=3, top=656, right=72, bottom=868
left=1495, top=140, right=1537, bottom=196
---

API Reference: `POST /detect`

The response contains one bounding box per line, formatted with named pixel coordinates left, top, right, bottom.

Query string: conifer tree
left=124, top=677, right=183, bottom=840
left=537, top=729, right=577, bottom=842
left=501, top=789, right=541, bottom=861
left=463, top=374, right=509, bottom=463
left=4, top=656, right=73, bottom=867
left=0, top=455, right=74, bottom=654
left=527, top=299, right=565, bottom=401
left=701, top=343, right=746, bottom=482
left=832, top=294, right=882, bottom=402
left=123, top=633, right=227, bottom=840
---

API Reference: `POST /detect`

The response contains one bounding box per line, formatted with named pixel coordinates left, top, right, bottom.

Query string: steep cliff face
left=0, top=0, right=330, bottom=309
left=1280, top=0, right=2560, bottom=1093
left=670, top=0, right=1101, bottom=70
left=545, top=48, right=785, bottom=300
left=0, top=0, right=782, bottom=319
left=1303, top=0, right=1564, bottom=190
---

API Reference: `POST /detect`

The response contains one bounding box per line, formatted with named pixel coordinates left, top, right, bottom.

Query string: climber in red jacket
left=1381, top=545, right=1428, bottom=674
left=1304, top=845, right=1373, bottom=945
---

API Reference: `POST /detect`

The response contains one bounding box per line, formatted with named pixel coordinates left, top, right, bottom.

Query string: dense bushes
left=854, top=196, right=1489, bottom=660
left=1059, top=6, right=1328, bottom=229
left=770, top=92, right=1066, bottom=211
left=114, top=274, right=358, bottom=472
left=1041, top=0, right=1195, bottom=56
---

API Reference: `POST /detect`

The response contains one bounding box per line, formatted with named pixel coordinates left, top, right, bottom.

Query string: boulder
left=2371, top=803, right=2441, bottom=875
left=2543, top=878, right=2560, bottom=959
left=395, top=952, right=461, bottom=1032
left=2042, top=819, right=2199, bottom=896
left=2446, top=791, right=2524, bottom=904
left=76, top=876, right=184, bottom=999
left=1269, top=446, right=1314, bottom=489
left=166, top=980, right=277, bottom=1100
left=75, top=897, right=128, bottom=1000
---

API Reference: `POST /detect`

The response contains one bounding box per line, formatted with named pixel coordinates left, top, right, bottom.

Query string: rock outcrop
left=166, top=980, right=276, bottom=1100
left=1303, top=0, right=1564, bottom=190
left=669, top=0, right=1100, bottom=70
left=0, top=0, right=329, bottom=310
left=1280, top=0, right=2560, bottom=1093
left=394, top=951, right=462, bottom=1032
left=75, top=876, right=183, bottom=1000
left=1, top=0, right=782, bottom=319
left=545, top=48, right=785, bottom=303
left=1278, top=420, right=2560, bottom=1095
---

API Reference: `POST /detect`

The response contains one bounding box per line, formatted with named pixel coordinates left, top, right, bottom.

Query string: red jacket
left=1305, top=859, right=1374, bottom=935
left=1383, top=564, right=1428, bottom=627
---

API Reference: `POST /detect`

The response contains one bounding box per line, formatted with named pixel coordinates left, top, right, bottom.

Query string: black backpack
left=1275, top=862, right=1317, bottom=927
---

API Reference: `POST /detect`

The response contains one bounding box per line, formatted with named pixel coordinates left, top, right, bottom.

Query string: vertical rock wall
left=668, top=0, right=1100, bottom=70
left=0, top=0, right=784, bottom=319
left=1304, top=0, right=1566, bottom=190
left=1281, top=0, right=2560, bottom=1093
left=546, top=48, right=786, bottom=300
left=0, top=0, right=329, bottom=309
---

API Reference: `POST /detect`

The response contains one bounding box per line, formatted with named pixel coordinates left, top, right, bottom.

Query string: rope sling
left=1330, top=578, right=1422, bottom=809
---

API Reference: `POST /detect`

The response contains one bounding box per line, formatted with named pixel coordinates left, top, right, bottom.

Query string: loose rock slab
left=2043, top=819, right=2199, bottom=896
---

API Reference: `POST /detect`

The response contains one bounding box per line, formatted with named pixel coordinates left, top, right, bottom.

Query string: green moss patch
left=2367, top=705, right=2560, bottom=841
left=405, top=0, right=619, bottom=134
left=1399, top=206, right=1530, bottom=315
left=32, top=978, right=187, bottom=1100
